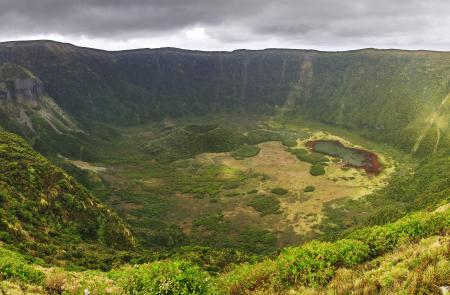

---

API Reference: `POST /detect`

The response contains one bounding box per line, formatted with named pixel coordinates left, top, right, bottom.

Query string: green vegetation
left=304, top=185, right=315, bottom=192
left=288, top=148, right=328, bottom=164
left=0, top=248, right=44, bottom=284
left=309, top=164, right=326, bottom=176
left=0, top=130, right=135, bottom=268
left=12, top=209, right=436, bottom=294
left=231, top=144, right=261, bottom=160
left=146, top=125, right=244, bottom=161
left=1, top=209, right=447, bottom=294
left=191, top=212, right=277, bottom=254
left=366, top=151, right=450, bottom=222
left=112, top=260, right=211, bottom=295
left=1, top=42, right=449, bottom=157
left=321, top=235, right=450, bottom=294
left=317, top=150, right=450, bottom=239
left=0, top=42, right=448, bottom=294
left=248, top=195, right=281, bottom=216
left=146, top=125, right=304, bottom=162
left=245, top=129, right=304, bottom=147
left=271, top=187, right=288, bottom=195
left=215, top=210, right=449, bottom=293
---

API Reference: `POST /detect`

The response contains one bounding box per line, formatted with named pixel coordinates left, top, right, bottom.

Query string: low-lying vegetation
left=309, top=164, right=326, bottom=176
left=248, top=195, right=281, bottom=216
left=146, top=124, right=307, bottom=162
left=0, top=248, right=44, bottom=284
left=287, top=148, right=328, bottom=164
left=111, top=260, right=212, bottom=295
left=0, top=209, right=446, bottom=294
left=215, top=209, right=449, bottom=294
left=271, top=187, right=288, bottom=195
left=231, top=144, right=261, bottom=160
left=304, top=185, right=315, bottom=192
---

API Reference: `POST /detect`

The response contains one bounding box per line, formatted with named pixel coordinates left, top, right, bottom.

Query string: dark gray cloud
left=0, top=0, right=449, bottom=50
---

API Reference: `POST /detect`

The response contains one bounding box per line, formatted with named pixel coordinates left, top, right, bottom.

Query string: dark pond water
left=308, top=140, right=381, bottom=174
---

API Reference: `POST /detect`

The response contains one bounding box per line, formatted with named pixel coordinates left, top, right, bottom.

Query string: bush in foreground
left=111, top=260, right=212, bottom=295
left=216, top=210, right=449, bottom=293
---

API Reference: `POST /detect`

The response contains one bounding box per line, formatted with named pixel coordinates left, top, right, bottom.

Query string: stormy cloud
left=0, top=0, right=449, bottom=50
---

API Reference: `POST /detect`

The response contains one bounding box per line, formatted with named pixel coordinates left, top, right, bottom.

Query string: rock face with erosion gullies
left=0, top=63, right=44, bottom=106
left=0, top=62, right=81, bottom=153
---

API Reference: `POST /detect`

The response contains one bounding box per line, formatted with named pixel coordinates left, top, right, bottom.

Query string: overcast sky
left=0, top=0, right=449, bottom=51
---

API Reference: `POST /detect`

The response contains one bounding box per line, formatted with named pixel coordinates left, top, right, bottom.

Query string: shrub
left=0, top=248, right=44, bottom=284
left=215, top=260, right=277, bottom=294
left=288, top=148, right=328, bottom=164
left=309, top=164, right=325, bottom=176
left=113, top=260, right=212, bottom=295
left=333, top=239, right=370, bottom=267
left=276, top=239, right=370, bottom=288
left=271, top=187, right=288, bottom=195
left=304, top=186, right=315, bottom=192
left=231, top=145, right=261, bottom=160
left=248, top=195, right=281, bottom=216
left=276, top=241, right=340, bottom=288
left=347, top=211, right=450, bottom=257
left=281, top=138, right=298, bottom=147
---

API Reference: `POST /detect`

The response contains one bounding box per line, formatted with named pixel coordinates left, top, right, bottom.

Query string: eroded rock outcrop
left=0, top=62, right=80, bottom=141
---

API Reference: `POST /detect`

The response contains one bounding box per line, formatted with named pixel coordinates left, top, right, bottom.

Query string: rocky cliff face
left=0, top=62, right=81, bottom=154
left=0, top=41, right=448, bottom=155
left=13, top=78, right=44, bottom=103
left=0, top=63, right=44, bottom=105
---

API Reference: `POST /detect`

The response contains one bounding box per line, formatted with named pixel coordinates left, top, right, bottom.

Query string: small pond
left=307, top=140, right=381, bottom=174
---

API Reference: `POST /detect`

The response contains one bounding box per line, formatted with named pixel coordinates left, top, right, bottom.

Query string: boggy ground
left=65, top=115, right=401, bottom=253
left=196, top=138, right=392, bottom=239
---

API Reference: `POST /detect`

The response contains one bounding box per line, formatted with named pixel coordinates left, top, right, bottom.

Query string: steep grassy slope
left=0, top=41, right=448, bottom=157
left=0, top=129, right=135, bottom=268
left=0, top=208, right=447, bottom=294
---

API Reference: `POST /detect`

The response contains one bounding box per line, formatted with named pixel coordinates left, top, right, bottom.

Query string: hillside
left=0, top=41, right=448, bottom=157
left=0, top=129, right=135, bottom=268
left=0, top=208, right=447, bottom=294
